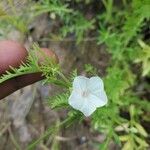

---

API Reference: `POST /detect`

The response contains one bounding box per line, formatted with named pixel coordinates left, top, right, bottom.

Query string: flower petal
left=69, top=75, right=108, bottom=117
left=88, top=76, right=104, bottom=92
left=68, top=90, right=84, bottom=110
left=73, top=76, right=89, bottom=91
left=80, top=100, right=96, bottom=117
left=88, top=92, right=108, bottom=107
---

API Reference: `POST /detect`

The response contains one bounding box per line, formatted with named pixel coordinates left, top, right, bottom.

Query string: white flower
left=68, top=76, right=108, bottom=117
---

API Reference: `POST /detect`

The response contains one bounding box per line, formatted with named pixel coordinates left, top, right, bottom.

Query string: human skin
left=0, top=40, right=58, bottom=100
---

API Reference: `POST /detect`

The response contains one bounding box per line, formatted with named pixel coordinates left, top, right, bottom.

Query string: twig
left=0, top=122, right=11, bottom=137
left=8, top=127, right=21, bottom=150
left=37, top=37, right=98, bottom=42
left=55, top=135, right=77, bottom=142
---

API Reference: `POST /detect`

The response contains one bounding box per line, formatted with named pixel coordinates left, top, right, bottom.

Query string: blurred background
left=0, top=0, right=150, bottom=150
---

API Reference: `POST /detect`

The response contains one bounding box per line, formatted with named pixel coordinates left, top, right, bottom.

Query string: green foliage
left=84, top=64, right=97, bottom=76
left=94, top=0, right=150, bottom=148
left=0, top=15, right=28, bottom=33
left=32, top=0, right=72, bottom=17
left=104, top=66, right=135, bottom=103
left=0, top=0, right=150, bottom=149
left=60, top=12, right=95, bottom=44
left=135, top=40, right=150, bottom=76
left=122, top=0, right=150, bottom=45
left=32, top=0, right=95, bottom=43
left=0, top=0, right=34, bottom=35
left=48, top=92, right=69, bottom=109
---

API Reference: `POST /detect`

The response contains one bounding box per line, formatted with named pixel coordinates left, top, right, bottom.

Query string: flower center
left=82, top=90, right=89, bottom=97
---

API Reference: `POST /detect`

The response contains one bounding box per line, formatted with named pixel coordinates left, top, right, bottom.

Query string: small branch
left=0, top=122, right=11, bottom=137
left=38, top=37, right=98, bottom=42
left=55, top=135, right=77, bottom=142
left=8, top=127, right=21, bottom=150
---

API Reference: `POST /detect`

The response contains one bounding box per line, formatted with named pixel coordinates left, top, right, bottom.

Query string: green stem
left=102, top=0, right=113, bottom=23
left=8, top=127, right=21, bottom=150
left=57, top=71, right=71, bottom=87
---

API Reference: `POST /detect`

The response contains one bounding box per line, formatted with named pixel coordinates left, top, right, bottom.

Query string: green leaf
left=48, top=92, right=69, bottom=109
left=134, top=122, right=148, bottom=137
left=119, top=135, right=130, bottom=142
left=122, top=140, right=133, bottom=150
left=134, top=136, right=149, bottom=147
left=137, top=40, right=150, bottom=76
